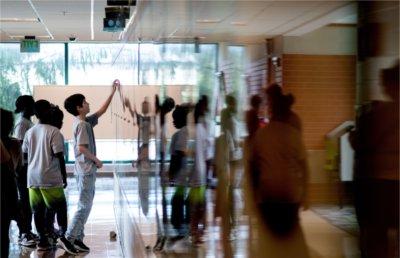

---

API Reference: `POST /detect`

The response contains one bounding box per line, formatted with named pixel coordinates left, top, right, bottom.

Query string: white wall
left=283, top=25, right=357, bottom=55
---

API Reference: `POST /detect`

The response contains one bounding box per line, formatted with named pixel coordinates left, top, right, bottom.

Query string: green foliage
left=0, top=43, right=64, bottom=110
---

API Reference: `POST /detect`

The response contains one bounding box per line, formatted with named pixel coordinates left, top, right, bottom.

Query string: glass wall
left=0, top=42, right=218, bottom=162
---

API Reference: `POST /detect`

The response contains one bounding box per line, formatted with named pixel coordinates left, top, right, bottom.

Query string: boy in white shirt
left=22, top=100, right=77, bottom=254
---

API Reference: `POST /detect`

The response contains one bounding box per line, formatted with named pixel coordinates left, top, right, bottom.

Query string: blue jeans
left=66, top=173, right=96, bottom=242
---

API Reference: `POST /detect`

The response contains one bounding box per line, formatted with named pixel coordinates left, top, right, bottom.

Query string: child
left=1, top=108, right=21, bottom=257
left=169, top=105, right=190, bottom=236
left=45, top=105, right=67, bottom=242
left=13, top=95, right=38, bottom=247
left=125, top=97, right=153, bottom=168
left=22, top=100, right=78, bottom=254
left=63, top=81, right=117, bottom=252
left=189, top=100, right=209, bottom=245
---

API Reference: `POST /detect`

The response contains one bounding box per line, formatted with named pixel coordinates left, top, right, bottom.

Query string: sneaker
left=20, top=233, right=37, bottom=247
left=74, top=239, right=90, bottom=252
left=47, top=232, right=59, bottom=247
left=37, top=238, right=52, bottom=251
left=57, top=237, right=79, bottom=255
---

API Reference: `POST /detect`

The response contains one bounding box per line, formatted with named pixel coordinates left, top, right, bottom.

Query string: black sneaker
left=20, top=233, right=37, bottom=247
left=57, top=237, right=79, bottom=255
left=74, top=239, right=90, bottom=252
left=37, top=238, right=52, bottom=251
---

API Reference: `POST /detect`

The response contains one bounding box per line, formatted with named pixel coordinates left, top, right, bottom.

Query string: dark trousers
left=16, top=165, right=32, bottom=235
left=259, top=202, right=300, bottom=236
left=354, top=179, right=399, bottom=258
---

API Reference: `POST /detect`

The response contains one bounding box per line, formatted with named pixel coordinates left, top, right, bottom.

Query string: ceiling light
left=196, top=19, right=221, bottom=24
left=231, top=21, right=247, bottom=26
left=9, top=35, right=52, bottom=39
left=167, top=36, right=206, bottom=40
left=0, top=18, right=39, bottom=23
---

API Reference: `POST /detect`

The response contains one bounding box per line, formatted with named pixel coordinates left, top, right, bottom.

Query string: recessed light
left=231, top=21, right=247, bottom=26
left=196, top=19, right=221, bottom=24
left=0, top=18, right=39, bottom=23
left=9, top=35, right=51, bottom=39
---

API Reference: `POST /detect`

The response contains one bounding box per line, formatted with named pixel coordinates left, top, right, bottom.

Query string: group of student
left=1, top=81, right=118, bottom=256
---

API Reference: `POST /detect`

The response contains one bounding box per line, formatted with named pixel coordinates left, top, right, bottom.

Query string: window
left=0, top=43, right=65, bottom=111
left=68, top=43, right=138, bottom=85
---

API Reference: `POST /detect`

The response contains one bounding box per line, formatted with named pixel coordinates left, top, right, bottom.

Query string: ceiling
left=0, top=0, right=357, bottom=43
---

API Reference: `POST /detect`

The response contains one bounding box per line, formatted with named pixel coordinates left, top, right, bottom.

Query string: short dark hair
left=266, top=83, right=295, bottom=120
left=172, top=105, right=189, bottom=129
left=49, top=105, right=64, bottom=129
left=64, top=94, right=85, bottom=116
left=0, top=108, right=14, bottom=139
left=15, top=95, right=34, bottom=114
left=34, top=100, right=52, bottom=124
left=250, top=94, right=262, bottom=109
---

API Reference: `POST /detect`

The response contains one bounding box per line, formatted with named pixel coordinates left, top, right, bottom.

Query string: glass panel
left=0, top=43, right=65, bottom=111
left=68, top=43, right=138, bottom=85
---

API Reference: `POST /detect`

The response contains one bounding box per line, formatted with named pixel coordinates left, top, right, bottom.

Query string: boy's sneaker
left=20, top=233, right=37, bottom=247
left=57, top=237, right=79, bottom=255
left=37, top=238, right=52, bottom=251
left=74, top=239, right=90, bottom=252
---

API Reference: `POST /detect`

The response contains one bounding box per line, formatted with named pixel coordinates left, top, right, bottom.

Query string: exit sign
left=20, top=39, right=40, bottom=53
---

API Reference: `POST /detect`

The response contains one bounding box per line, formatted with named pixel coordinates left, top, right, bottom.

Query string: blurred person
left=13, top=95, right=39, bottom=247
left=249, top=84, right=309, bottom=258
left=22, top=100, right=78, bottom=254
left=153, top=95, right=175, bottom=251
left=169, top=105, right=190, bottom=237
left=63, top=80, right=118, bottom=253
left=252, top=84, right=308, bottom=233
left=214, top=94, right=241, bottom=257
left=125, top=97, right=153, bottom=169
left=245, top=94, right=263, bottom=139
left=351, top=62, right=399, bottom=258
left=188, top=100, right=209, bottom=245
left=1, top=108, right=21, bottom=257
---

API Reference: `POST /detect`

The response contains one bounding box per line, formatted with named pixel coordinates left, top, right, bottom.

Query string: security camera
left=68, top=36, right=77, bottom=42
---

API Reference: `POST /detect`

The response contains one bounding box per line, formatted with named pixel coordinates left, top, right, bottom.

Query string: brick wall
left=282, top=54, right=356, bottom=150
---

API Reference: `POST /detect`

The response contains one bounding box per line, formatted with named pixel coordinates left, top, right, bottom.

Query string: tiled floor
left=8, top=175, right=361, bottom=258
left=8, top=177, right=122, bottom=258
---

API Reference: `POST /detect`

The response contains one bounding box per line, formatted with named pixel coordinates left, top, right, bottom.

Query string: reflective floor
left=8, top=174, right=360, bottom=258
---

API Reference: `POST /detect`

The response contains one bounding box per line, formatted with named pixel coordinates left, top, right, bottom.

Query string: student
left=169, top=105, right=190, bottom=236
left=64, top=81, right=117, bottom=252
left=125, top=97, right=153, bottom=168
left=13, top=95, right=38, bottom=247
left=44, top=105, right=66, bottom=242
left=1, top=108, right=21, bottom=258
left=22, top=100, right=78, bottom=254
left=189, top=100, right=209, bottom=245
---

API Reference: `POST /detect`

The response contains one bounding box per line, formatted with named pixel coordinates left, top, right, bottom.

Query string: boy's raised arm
left=94, top=79, right=119, bottom=118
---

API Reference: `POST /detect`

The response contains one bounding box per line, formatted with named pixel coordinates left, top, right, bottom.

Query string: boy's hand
left=95, top=159, right=103, bottom=169
left=112, top=79, right=120, bottom=93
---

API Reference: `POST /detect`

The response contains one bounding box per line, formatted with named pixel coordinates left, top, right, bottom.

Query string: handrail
left=326, top=121, right=354, bottom=139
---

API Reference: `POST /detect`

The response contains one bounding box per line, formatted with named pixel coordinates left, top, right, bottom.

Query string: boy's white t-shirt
left=170, top=126, right=188, bottom=186
left=22, top=124, right=65, bottom=188
left=190, top=123, right=208, bottom=187
left=14, top=116, right=34, bottom=141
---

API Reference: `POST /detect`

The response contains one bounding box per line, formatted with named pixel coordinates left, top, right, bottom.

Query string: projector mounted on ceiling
left=107, top=0, right=136, bottom=6
left=103, top=1, right=134, bottom=32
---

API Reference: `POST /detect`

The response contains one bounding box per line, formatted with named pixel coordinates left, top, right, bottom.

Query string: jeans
left=66, top=173, right=96, bottom=242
